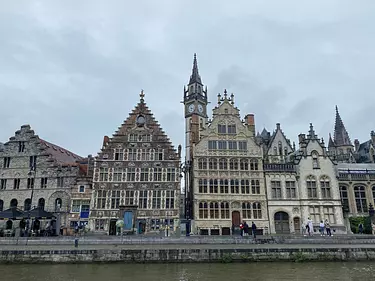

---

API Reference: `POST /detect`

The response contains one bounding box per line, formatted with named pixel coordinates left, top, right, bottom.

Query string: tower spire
left=334, top=105, right=352, bottom=146
left=189, top=53, right=202, bottom=85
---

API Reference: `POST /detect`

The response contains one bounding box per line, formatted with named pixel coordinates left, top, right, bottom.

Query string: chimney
left=103, top=135, right=109, bottom=148
left=178, top=145, right=182, bottom=159
left=245, top=114, right=255, bottom=135
left=371, top=131, right=375, bottom=144
left=276, top=123, right=281, bottom=130
left=354, top=139, right=360, bottom=152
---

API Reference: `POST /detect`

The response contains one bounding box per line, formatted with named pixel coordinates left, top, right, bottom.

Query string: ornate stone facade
left=0, top=125, right=83, bottom=232
left=192, top=92, right=268, bottom=235
left=89, top=92, right=181, bottom=235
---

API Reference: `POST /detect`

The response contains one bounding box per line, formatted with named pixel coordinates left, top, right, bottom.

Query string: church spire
left=189, top=53, right=202, bottom=85
left=334, top=105, right=352, bottom=146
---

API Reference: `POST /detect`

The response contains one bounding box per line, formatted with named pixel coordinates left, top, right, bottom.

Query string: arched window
left=198, top=158, right=207, bottom=170
left=24, top=198, right=31, bottom=211
left=312, top=151, right=319, bottom=169
left=219, top=158, right=227, bottom=170
left=38, top=198, right=45, bottom=210
left=10, top=198, right=18, bottom=208
left=229, top=159, right=238, bottom=170
left=320, top=176, right=331, bottom=199
left=241, top=179, right=250, bottom=194
left=278, top=141, right=282, bottom=155
left=199, top=202, right=208, bottom=219
left=251, top=180, right=260, bottom=194
left=252, top=202, right=262, bottom=219
left=209, top=158, right=218, bottom=170
left=273, top=147, right=277, bottom=155
left=354, top=186, right=367, bottom=213
left=284, top=147, right=288, bottom=156
left=198, top=179, right=208, bottom=193
left=209, top=179, right=218, bottom=193
left=230, top=179, right=239, bottom=194
left=0, top=200, right=3, bottom=211
left=240, top=159, right=248, bottom=170
left=306, top=175, right=317, bottom=198
left=55, top=198, right=62, bottom=211
left=220, top=202, right=230, bottom=219
left=242, top=202, right=251, bottom=219
left=209, top=202, right=219, bottom=219
left=250, top=159, right=258, bottom=171
left=219, top=179, right=229, bottom=194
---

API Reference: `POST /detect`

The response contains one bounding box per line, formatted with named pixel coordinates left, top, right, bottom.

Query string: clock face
left=136, top=115, right=146, bottom=125
left=198, top=104, right=204, bottom=113
left=188, top=104, right=195, bottom=113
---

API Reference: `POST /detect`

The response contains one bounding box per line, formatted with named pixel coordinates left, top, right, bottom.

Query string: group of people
left=304, top=218, right=332, bottom=236
left=239, top=221, right=257, bottom=238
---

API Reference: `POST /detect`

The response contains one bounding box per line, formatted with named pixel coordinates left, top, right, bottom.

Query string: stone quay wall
left=1, top=247, right=375, bottom=264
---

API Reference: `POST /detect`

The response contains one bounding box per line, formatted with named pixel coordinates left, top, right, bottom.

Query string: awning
left=0, top=208, right=25, bottom=220
left=26, top=207, right=56, bottom=219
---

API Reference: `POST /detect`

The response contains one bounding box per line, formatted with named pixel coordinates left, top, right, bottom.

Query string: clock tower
left=183, top=53, right=208, bottom=161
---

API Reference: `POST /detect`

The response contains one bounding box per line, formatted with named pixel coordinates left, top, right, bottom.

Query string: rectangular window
left=153, top=168, right=162, bottom=181
left=227, top=124, right=236, bottom=134
left=152, top=190, right=162, bottom=209
left=155, top=149, right=163, bottom=161
left=271, top=181, right=282, bottom=199
left=125, top=190, right=134, bottom=205
left=165, top=190, right=175, bottom=209
left=228, top=141, right=237, bottom=150
left=57, top=177, right=64, bottom=187
left=218, top=124, right=226, bottom=134
left=97, top=190, right=107, bottom=209
left=111, top=190, right=121, bottom=209
left=0, top=179, right=7, bottom=190
left=340, top=186, right=349, bottom=212
left=208, top=141, right=217, bottom=150
left=240, top=159, right=248, bottom=170
left=209, top=179, right=218, bottom=193
left=141, top=149, right=150, bottom=160
left=230, top=179, right=240, bottom=194
left=151, top=219, right=160, bottom=230
left=251, top=180, right=260, bottom=194
left=139, top=190, right=148, bottom=209
left=241, top=179, right=250, bottom=194
left=29, top=156, right=37, bottom=169
left=140, top=168, right=149, bottom=182
left=199, top=179, right=208, bottom=193
left=114, top=148, right=124, bottom=160
left=18, top=141, right=25, bottom=152
left=79, top=185, right=85, bottom=193
left=126, top=168, right=136, bottom=182
left=309, top=205, right=320, bottom=222
left=95, top=219, right=105, bottom=231
left=218, top=141, right=227, bottom=150
left=286, top=181, right=296, bottom=198
left=238, top=141, right=247, bottom=151
left=321, top=180, right=331, bottom=199
left=113, top=168, right=123, bottom=182
left=167, top=168, right=176, bottom=182
left=27, top=178, right=34, bottom=189
left=13, top=178, right=20, bottom=190
left=41, top=178, right=48, bottom=189
left=307, top=180, right=317, bottom=198
left=140, top=134, right=151, bottom=142
left=129, top=134, right=138, bottom=142
left=219, top=179, right=229, bottom=194
left=323, top=206, right=336, bottom=223
left=72, top=200, right=81, bottom=213
left=128, top=149, right=137, bottom=161
left=3, top=157, right=11, bottom=168
left=99, top=168, right=108, bottom=181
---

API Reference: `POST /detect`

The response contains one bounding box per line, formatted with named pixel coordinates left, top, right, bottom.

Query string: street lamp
left=26, top=164, right=36, bottom=241
left=180, top=161, right=192, bottom=236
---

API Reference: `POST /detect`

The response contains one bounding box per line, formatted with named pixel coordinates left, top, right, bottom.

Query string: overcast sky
left=1, top=1, right=375, bottom=157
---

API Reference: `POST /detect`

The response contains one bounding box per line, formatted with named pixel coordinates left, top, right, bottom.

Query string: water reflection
left=0, top=262, right=374, bottom=281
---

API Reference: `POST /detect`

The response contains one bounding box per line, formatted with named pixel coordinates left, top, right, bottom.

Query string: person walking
left=251, top=222, right=257, bottom=239
left=358, top=223, right=364, bottom=234
left=319, top=220, right=325, bottom=236
left=243, top=221, right=249, bottom=236
left=325, top=219, right=332, bottom=237
left=307, top=217, right=314, bottom=236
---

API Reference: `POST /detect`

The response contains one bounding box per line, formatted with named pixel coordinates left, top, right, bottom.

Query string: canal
left=1, top=262, right=374, bottom=280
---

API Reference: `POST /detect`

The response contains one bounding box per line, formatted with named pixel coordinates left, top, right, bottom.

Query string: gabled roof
left=39, top=139, right=83, bottom=164
left=99, top=91, right=179, bottom=158
left=264, top=124, right=294, bottom=156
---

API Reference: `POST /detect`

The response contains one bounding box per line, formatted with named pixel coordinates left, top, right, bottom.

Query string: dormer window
left=312, top=151, right=319, bottom=169
left=278, top=141, right=282, bottom=155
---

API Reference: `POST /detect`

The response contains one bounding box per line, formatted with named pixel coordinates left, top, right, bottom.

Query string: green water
left=1, top=262, right=374, bottom=280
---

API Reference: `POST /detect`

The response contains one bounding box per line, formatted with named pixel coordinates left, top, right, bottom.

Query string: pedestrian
left=325, top=219, right=332, bottom=237
left=307, top=217, right=314, bottom=236
left=243, top=221, right=249, bottom=236
left=239, top=222, right=244, bottom=236
left=251, top=222, right=257, bottom=239
left=319, top=220, right=325, bottom=236
left=358, top=223, right=364, bottom=234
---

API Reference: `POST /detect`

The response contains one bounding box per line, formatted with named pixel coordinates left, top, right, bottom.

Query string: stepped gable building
left=0, top=125, right=83, bottom=232
left=260, top=123, right=300, bottom=234
left=289, top=124, right=345, bottom=232
left=191, top=90, right=268, bottom=235
left=89, top=91, right=181, bottom=235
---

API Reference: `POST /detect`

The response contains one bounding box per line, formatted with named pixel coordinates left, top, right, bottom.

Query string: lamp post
left=26, top=164, right=36, bottom=243
left=180, top=161, right=191, bottom=236
left=370, top=204, right=375, bottom=235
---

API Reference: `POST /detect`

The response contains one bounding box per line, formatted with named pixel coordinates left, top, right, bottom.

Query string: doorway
left=138, top=220, right=146, bottom=234
left=274, top=211, right=290, bottom=234
left=109, top=219, right=117, bottom=235
left=231, top=211, right=241, bottom=235
left=293, top=217, right=301, bottom=234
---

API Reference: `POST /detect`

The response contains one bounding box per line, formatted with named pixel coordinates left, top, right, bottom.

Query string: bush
left=349, top=216, right=372, bottom=234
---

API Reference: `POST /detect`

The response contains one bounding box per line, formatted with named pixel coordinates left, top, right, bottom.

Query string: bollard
left=74, top=238, right=79, bottom=248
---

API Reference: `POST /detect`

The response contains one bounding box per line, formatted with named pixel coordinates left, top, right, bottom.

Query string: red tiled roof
left=39, top=138, right=83, bottom=164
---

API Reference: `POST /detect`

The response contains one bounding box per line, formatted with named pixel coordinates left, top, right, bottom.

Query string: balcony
left=263, top=164, right=296, bottom=173
left=338, top=169, right=375, bottom=181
